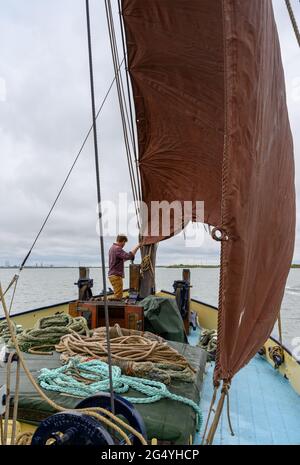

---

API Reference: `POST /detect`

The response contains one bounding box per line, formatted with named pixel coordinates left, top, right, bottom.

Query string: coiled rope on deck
left=198, top=329, right=217, bottom=361
left=55, top=330, right=195, bottom=371
left=0, top=320, right=23, bottom=345
left=38, top=357, right=202, bottom=430
left=57, top=325, right=195, bottom=384
left=15, top=313, right=90, bottom=354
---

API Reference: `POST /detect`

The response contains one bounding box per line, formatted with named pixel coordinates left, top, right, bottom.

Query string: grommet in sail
left=211, top=227, right=229, bottom=242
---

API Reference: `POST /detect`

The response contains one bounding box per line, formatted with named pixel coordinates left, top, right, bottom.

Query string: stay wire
left=106, top=1, right=135, bottom=153
left=109, top=0, right=141, bottom=228
left=285, top=0, right=300, bottom=47
left=85, top=0, right=115, bottom=414
left=17, top=59, right=124, bottom=273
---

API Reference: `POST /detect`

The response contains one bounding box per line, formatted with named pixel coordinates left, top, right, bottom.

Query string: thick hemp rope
left=0, top=320, right=23, bottom=345
left=38, top=357, right=202, bottom=429
left=56, top=330, right=195, bottom=372
left=63, top=355, right=195, bottom=385
left=0, top=283, right=147, bottom=445
left=15, top=313, right=90, bottom=354
left=198, top=329, right=217, bottom=361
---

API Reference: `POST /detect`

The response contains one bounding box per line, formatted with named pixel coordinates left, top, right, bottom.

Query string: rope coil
left=38, top=357, right=202, bottom=429
left=55, top=329, right=195, bottom=372
left=14, top=313, right=90, bottom=354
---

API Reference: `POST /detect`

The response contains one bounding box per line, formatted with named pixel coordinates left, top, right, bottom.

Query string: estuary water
left=0, top=267, right=299, bottom=352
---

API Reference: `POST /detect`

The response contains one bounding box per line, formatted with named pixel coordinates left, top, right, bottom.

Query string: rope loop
left=221, top=380, right=231, bottom=395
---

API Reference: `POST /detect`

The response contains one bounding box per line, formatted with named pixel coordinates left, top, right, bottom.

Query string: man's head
left=116, top=234, right=128, bottom=248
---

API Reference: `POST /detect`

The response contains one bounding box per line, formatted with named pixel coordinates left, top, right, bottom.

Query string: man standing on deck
left=108, top=235, right=140, bottom=300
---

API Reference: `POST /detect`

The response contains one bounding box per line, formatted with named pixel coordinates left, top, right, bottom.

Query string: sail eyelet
left=211, top=227, right=229, bottom=242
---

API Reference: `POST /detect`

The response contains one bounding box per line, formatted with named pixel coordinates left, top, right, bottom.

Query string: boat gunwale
left=160, top=289, right=300, bottom=365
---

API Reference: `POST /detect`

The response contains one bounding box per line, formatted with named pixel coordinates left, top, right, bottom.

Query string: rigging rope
left=285, top=0, right=300, bottom=47
left=105, top=0, right=141, bottom=228
left=2, top=274, right=18, bottom=298
left=105, top=0, right=138, bottom=196
left=205, top=381, right=231, bottom=445
left=117, top=0, right=142, bottom=201
left=277, top=311, right=283, bottom=347
left=140, top=244, right=154, bottom=278
left=85, top=0, right=115, bottom=414
left=3, top=352, right=14, bottom=445
left=10, top=356, right=21, bottom=445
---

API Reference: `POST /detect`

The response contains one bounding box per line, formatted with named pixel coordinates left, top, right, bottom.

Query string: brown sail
left=121, top=0, right=295, bottom=383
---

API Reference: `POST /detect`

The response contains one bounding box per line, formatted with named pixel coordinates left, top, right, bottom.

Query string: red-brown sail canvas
left=121, top=0, right=295, bottom=382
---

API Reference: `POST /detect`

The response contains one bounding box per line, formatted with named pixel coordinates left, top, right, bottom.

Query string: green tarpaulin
left=140, top=296, right=186, bottom=343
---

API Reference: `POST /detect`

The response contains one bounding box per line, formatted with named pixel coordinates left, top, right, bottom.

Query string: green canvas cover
left=140, top=296, right=186, bottom=342
left=1, top=341, right=206, bottom=444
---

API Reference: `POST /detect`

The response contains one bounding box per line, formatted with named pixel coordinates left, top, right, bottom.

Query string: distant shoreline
left=165, top=264, right=220, bottom=268
left=1, top=264, right=299, bottom=269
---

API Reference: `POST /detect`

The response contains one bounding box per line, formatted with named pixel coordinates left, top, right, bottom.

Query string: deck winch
left=31, top=411, right=115, bottom=445
left=31, top=393, right=147, bottom=446
left=76, top=393, right=147, bottom=445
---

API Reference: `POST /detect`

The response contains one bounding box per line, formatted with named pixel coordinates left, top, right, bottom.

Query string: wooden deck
left=189, top=330, right=300, bottom=445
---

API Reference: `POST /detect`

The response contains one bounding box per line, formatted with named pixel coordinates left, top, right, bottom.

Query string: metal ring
left=211, top=227, right=229, bottom=242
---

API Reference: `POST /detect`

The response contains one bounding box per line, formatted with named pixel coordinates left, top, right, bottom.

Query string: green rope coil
left=0, top=320, right=23, bottom=345
left=16, top=313, right=90, bottom=353
left=38, top=357, right=202, bottom=430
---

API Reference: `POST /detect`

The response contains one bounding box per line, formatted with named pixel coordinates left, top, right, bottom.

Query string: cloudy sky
left=0, top=0, right=299, bottom=267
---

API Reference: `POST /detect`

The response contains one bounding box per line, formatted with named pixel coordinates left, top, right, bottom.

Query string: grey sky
left=0, top=0, right=299, bottom=266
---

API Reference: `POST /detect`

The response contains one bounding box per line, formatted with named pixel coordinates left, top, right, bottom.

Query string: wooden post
left=183, top=268, right=191, bottom=335
left=129, top=264, right=141, bottom=292
left=79, top=267, right=89, bottom=280
left=78, top=267, right=91, bottom=301
left=139, top=243, right=158, bottom=299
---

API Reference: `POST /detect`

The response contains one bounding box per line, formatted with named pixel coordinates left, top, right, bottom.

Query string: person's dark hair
left=116, top=234, right=128, bottom=243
